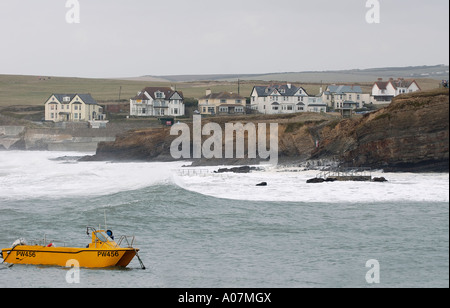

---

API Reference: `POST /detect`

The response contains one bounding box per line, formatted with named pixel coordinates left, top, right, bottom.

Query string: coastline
left=2, top=89, right=449, bottom=173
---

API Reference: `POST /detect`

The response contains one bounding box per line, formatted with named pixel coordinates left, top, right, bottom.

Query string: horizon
left=1, top=64, right=448, bottom=80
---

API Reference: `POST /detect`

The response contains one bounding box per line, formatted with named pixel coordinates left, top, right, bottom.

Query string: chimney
left=287, top=83, right=292, bottom=89
left=206, top=89, right=212, bottom=96
left=378, top=78, right=383, bottom=81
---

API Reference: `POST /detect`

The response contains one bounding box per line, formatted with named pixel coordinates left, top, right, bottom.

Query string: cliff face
left=87, top=89, right=449, bottom=172
left=312, top=89, right=449, bottom=172
left=91, top=127, right=176, bottom=161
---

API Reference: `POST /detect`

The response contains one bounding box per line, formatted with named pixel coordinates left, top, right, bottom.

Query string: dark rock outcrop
left=372, top=177, right=388, bottom=182
left=311, top=89, right=449, bottom=172
left=214, top=166, right=259, bottom=174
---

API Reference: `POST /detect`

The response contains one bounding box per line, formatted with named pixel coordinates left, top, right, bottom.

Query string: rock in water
left=306, top=178, right=325, bottom=183
left=372, top=177, right=388, bottom=182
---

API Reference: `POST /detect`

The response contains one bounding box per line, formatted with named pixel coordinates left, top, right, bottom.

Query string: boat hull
left=1, top=246, right=138, bottom=268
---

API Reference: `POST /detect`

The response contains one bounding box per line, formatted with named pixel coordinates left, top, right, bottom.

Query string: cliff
left=84, top=89, right=449, bottom=172
left=312, top=88, right=449, bottom=172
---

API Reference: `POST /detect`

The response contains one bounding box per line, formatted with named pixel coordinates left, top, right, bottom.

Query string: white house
left=249, top=84, right=327, bottom=114
left=371, top=78, right=421, bottom=104
left=321, top=85, right=371, bottom=110
left=44, top=94, right=106, bottom=123
left=130, top=87, right=185, bottom=117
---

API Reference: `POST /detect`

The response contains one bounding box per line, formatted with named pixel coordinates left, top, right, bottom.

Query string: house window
left=74, top=113, right=78, bottom=119
left=174, top=108, right=178, bottom=115
left=220, top=99, right=226, bottom=104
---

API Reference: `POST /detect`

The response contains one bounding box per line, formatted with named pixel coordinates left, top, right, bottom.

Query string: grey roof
left=52, top=94, right=76, bottom=102
left=199, top=92, right=245, bottom=100
left=132, top=87, right=184, bottom=100
left=325, top=85, right=362, bottom=95
left=51, top=94, right=98, bottom=105
left=77, top=94, right=99, bottom=105
left=253, top=84, right=308, bottom=97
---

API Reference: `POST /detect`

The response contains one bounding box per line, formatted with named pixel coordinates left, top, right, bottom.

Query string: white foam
left=173, top=166, right=450, bottom=203
left=0, top=151, right=184, bottom=200
left=1, top=151, right=448, bottom=203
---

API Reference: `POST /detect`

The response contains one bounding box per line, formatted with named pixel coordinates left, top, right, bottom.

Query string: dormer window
left=155, top=91, right=164, bottom=98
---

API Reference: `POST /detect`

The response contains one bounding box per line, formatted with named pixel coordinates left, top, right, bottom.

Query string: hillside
left=1, top=65, right=446, bottom=107
left=83, top=89, right=449, bottom=172
left=141, top=65, right=449, bottom=83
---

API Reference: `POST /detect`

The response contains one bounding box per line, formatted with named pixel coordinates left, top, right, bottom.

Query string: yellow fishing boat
left=1, top=227, right=145, bottom=269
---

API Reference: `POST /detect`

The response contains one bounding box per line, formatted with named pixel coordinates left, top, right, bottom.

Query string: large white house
left=130, top=87, right=185, bottom=117
left=249, top=84, right=327, bottom=114
left=44, top=94, right=105, bottom=122
left=371, top=78, right=421, bottom=104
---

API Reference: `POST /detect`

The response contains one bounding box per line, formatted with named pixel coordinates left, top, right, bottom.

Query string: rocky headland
left=82, top=89, right=449, bottom=172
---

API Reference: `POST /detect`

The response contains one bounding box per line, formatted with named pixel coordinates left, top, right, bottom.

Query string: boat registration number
left=17, top=251, right=36, bottom=258
left=97, top=251, right=120, bottom=257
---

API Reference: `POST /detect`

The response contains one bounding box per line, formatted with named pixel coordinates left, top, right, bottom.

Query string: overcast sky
left=0, top=0, right=448, bottom=78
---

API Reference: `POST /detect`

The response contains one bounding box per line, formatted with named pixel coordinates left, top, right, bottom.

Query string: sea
left=0, top=151, right=448, bottom=288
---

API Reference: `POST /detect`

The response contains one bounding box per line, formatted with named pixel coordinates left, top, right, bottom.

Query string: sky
left=0, top=0, right=448, bottom=78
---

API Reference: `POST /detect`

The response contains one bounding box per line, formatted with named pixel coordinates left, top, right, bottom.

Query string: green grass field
left=0, top=74, right=442, bottom=108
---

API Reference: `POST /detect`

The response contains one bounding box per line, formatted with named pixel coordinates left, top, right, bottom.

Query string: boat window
left=95, top=232, right=109, bottom=242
